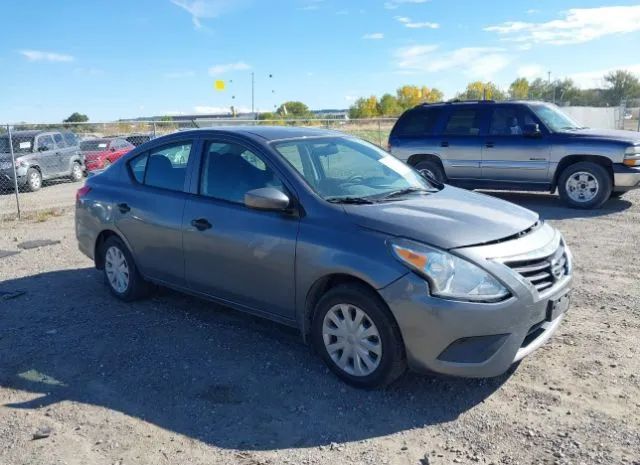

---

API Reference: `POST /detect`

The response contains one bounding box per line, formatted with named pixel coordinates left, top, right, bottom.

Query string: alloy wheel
left=566, top=171, right=599, bottom=203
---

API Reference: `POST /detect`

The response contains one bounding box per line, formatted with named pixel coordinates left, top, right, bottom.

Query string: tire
left=311, top=283, right=406, bottom=388
left=610, top=191, right=626, bottom=199
left=70, top=162, right=83, bottom=182
left=25, top=168, right=42, bottom=192
left=101, top=236, right=149, bottom=301
left=558, top=161, right=612, bottom=209
left=414, top=159, right=446, bottom=183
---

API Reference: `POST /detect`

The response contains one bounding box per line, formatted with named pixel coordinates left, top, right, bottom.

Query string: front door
left=481, top=105, right=551, bottom=183
left=438, top=107, right=486, bottom=181
left=182, top=138, right=298, bottom=319
left=34, top=134, right=58, bottom=178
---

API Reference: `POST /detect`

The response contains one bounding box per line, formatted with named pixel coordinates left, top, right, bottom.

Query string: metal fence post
left=153, top=121, right=157, bottom=138
left=377, top=120, right=382, bottom=147
left=7, top=124, right=21, bottom=220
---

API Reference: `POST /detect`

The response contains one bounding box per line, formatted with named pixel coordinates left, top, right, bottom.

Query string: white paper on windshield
left=380, top=156, right=412, bottom=175
left=98, top=143, right=107, bottom=148
left=19, top=141, right=31, bottom=149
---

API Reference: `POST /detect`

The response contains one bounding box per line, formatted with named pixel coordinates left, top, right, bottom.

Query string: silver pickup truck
left=388, top=101, right=640, bottom=209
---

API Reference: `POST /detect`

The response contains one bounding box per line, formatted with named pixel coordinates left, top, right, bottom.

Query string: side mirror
left=524, top=123, right=542, bottom=138
left=244, top=187, right=290, bottom=211
left=38, top=146, right=49, bottom=152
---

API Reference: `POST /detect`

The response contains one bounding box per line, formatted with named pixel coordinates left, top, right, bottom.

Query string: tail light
left=76, top=186, right=91, bottom=202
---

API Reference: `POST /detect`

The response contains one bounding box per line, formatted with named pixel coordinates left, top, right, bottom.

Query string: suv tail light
left=76, top=186, right=91, bottom=202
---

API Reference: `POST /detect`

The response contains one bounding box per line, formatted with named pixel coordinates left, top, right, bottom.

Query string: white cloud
left=164, top=70, right=196, bottom=78
left=570, top=64, right=640, bottom=89
left=208, top=61, right=250, bottom=75
left=20, top=50, right=74, bottom=62
left=384, top=0, right=429, bottom=10
left=395, top=45, right=510, bottom=79
left=363, top=32, right=384, bottom=40
left=485, top=5, right=640, bottom=45
left=170, top=0, right=246, bottom=28
left=394, top=16, right=439, bottom=29
left=517, top=64, right=545, bottom=79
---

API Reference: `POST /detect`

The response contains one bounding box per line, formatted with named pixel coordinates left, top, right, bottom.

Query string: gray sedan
left=75, top=127, right=572, bottom=388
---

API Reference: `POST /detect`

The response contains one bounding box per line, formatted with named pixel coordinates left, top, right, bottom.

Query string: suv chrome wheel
left=566, top=171, right=599, bottom=203
left=71, top=162, right=83, bottom=181
left=322, top=303, right=382, bottom=377
left=105, top=245, right=130, bottom=293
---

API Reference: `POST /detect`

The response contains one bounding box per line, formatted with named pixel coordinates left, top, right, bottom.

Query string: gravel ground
left=0, top=190, right=639, bottom=465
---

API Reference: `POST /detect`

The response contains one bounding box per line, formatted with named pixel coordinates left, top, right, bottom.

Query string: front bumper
left=380, top=223, right=573, bottom=378
left=613, top=164, right=640, bottom=190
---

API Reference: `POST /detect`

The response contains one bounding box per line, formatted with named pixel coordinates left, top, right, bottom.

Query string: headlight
left=624, top=146, right=640, bottom=166
left=390, top=239, right=509, bottom=302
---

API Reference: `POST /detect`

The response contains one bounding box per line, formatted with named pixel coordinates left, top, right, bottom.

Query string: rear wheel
left=70, top=162, right=83, bottom=182
left=101, top=236, right=149, bottom=301
left=558, top=162, right=611, bottom=209
left=25, top=168, right=42, bottom=192
left=414, top=159, right=446, bottom=183
left=311, top=284, right=406, bottom=388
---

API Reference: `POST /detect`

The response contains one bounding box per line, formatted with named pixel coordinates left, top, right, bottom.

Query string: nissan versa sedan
left=75, top=127, right=573, bottom=388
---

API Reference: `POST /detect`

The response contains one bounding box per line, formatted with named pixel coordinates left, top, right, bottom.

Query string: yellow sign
left=214, top=80, right=225, bottom=91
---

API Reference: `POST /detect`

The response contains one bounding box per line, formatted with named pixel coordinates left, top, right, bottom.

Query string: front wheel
left=311, top=284, right=406, bottom=388
left=25, top=168, right=42, bottom=192
left=557, top=162, right=612, bottom=209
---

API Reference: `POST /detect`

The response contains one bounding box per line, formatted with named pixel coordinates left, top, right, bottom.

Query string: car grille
left=505, top=243, right=569, bottom=293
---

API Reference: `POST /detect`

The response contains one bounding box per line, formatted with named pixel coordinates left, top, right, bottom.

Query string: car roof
left=173, top=126, right=342, bottom=142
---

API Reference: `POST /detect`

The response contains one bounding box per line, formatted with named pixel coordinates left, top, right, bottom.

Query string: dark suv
left=389, top=100, right=640, bottom=209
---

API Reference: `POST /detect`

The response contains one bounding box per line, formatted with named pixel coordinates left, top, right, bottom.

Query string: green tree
left=528, top=78, right=553, bottom=101
left=457, top=81, right=506, bottom=101
left=63, top=112, right=89, bottom=123
left=421, top=86, right=443, bottom=103
left=276, top=101, right=311, bottom=118
left=348, top=96, right=380, bottom=118
left=379, top=93, right=402, bottom=116
left=509, top=77, right=530, bottom=100
left=603, top=70, right=640, bottom=106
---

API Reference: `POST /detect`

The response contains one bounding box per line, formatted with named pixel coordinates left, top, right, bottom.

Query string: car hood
left=343, top=186, right=539, bottom=250
left=560, top=128, right=640, bottom=144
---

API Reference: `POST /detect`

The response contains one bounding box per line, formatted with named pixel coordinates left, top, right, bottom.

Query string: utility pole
left=251, top=72, right=255, bottom=119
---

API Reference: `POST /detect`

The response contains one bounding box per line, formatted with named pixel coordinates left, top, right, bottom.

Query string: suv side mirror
left=38, top=145, right=49, bottom=152
left=245, top=187, right=290, bottom=211
left=524, top=123, right=542, bottom=138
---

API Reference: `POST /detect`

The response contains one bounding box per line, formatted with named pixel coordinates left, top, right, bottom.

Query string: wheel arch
left=552, top=155, right=613, bottom=190
left=94, top=229, right=129, bottom=270
left=406, top=153, right=444, bottom=170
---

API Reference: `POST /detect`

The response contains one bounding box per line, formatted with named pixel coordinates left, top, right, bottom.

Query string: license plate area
left=546, top=292, right=570, bottom=321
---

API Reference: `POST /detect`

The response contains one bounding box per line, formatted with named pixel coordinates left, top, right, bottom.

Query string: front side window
left=37, top=135, right=55, bottom=151
left=129, top=142, right=192, bottom=191
left=273, top=137, right=434, bottom=200
left=200, top=141, right=282, bottom=203
left=443, top=108, right=482, bottom=136
left=489, top=107, right=538, bottom=136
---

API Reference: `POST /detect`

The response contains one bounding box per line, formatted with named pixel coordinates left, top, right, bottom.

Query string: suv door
left=34, top=134, right=57, bottom=178
left=482, top=105, right=551, bottom=183
left=438, top=106, right=487, bottom=180
left=182, top=137, right=298, bottom=319
left=53, top=132, right=73, bottom=175
left=113, top=140, right=196, bottom=285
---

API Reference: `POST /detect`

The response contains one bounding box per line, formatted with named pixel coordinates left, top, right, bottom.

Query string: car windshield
left=0, top=135, right=35, bottom=154
left=80, top=140, right=109, bottom=151
left=529, top=104, right=583, bottom=131
left=273, top=136, right=438, bottom=201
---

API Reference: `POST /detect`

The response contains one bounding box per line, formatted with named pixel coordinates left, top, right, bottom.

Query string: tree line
left=348, top=69, right=640, bottom=118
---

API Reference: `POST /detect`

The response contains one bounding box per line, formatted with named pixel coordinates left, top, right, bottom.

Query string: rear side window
left=443, top=108, right=483, bottom=136
left=128, top=142, right=192, bottom=191
left=53, top=133, right=66, bottom=148
left=394, top=108, right=441, bottom=137
left=63, top=132, right=78, bottom=147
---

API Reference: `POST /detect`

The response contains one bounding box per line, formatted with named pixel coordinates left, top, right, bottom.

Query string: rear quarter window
left=393, top=108, right=442, bottom=137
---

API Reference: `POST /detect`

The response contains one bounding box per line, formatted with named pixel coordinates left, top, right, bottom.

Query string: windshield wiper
left=379, top=187, right=436, bottom=199
left=326, top=196, right=376, bottom=204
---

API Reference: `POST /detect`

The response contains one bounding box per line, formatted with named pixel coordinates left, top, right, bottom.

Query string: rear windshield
left=393, top=108, right=442, bottom=137
left=0, top=135, right=35, bottom=154
left=80, top=140, right=109, bottom=151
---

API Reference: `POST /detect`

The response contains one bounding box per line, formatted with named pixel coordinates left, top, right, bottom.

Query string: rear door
left=438, top=106, right=487, bottom=181
left=113, top=139, right=196, bottom=286
left=53, top=132, right=73, bottom=174
left=481, top=105, right=551, bottom=183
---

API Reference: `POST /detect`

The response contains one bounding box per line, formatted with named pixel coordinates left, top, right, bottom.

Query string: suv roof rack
left=416, top=99, right=495, bottom=109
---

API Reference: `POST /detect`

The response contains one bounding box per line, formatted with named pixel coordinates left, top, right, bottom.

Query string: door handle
left=117, top=203, right=130, bottom=214
left=191, top=218, right=212, bottom=231
left=485, top=142, right=495, bottom=148
left=440, top=141, right=449, bottom=148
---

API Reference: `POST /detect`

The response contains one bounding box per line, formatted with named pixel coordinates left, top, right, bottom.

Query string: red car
left=80, top=137, right=135, bottom=172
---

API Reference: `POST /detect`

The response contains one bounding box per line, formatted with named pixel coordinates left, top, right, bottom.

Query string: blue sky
left=1, top=0, right=640, bottom=122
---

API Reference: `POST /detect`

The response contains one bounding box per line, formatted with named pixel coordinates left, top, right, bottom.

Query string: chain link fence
left=0, top=118, right=397, bottom=222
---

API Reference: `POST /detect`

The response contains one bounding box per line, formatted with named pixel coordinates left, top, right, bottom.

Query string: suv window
left=37, top=135, right=55, bottom=151
left=200, top=141, right=282, bottom=203
left=489, top=106, right=538, bottom=136
left=443, top=108, right=483, bottom=136
left=53, top=133, right=66, bottom=148
left=63, top=132, right=78, bottom=147
left=129, top=142, right=192, bottom=191
left=394, top=108, right=441, bottom=137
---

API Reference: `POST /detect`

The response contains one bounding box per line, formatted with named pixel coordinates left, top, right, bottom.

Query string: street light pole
left=251, top=72, right=255, bottom=119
